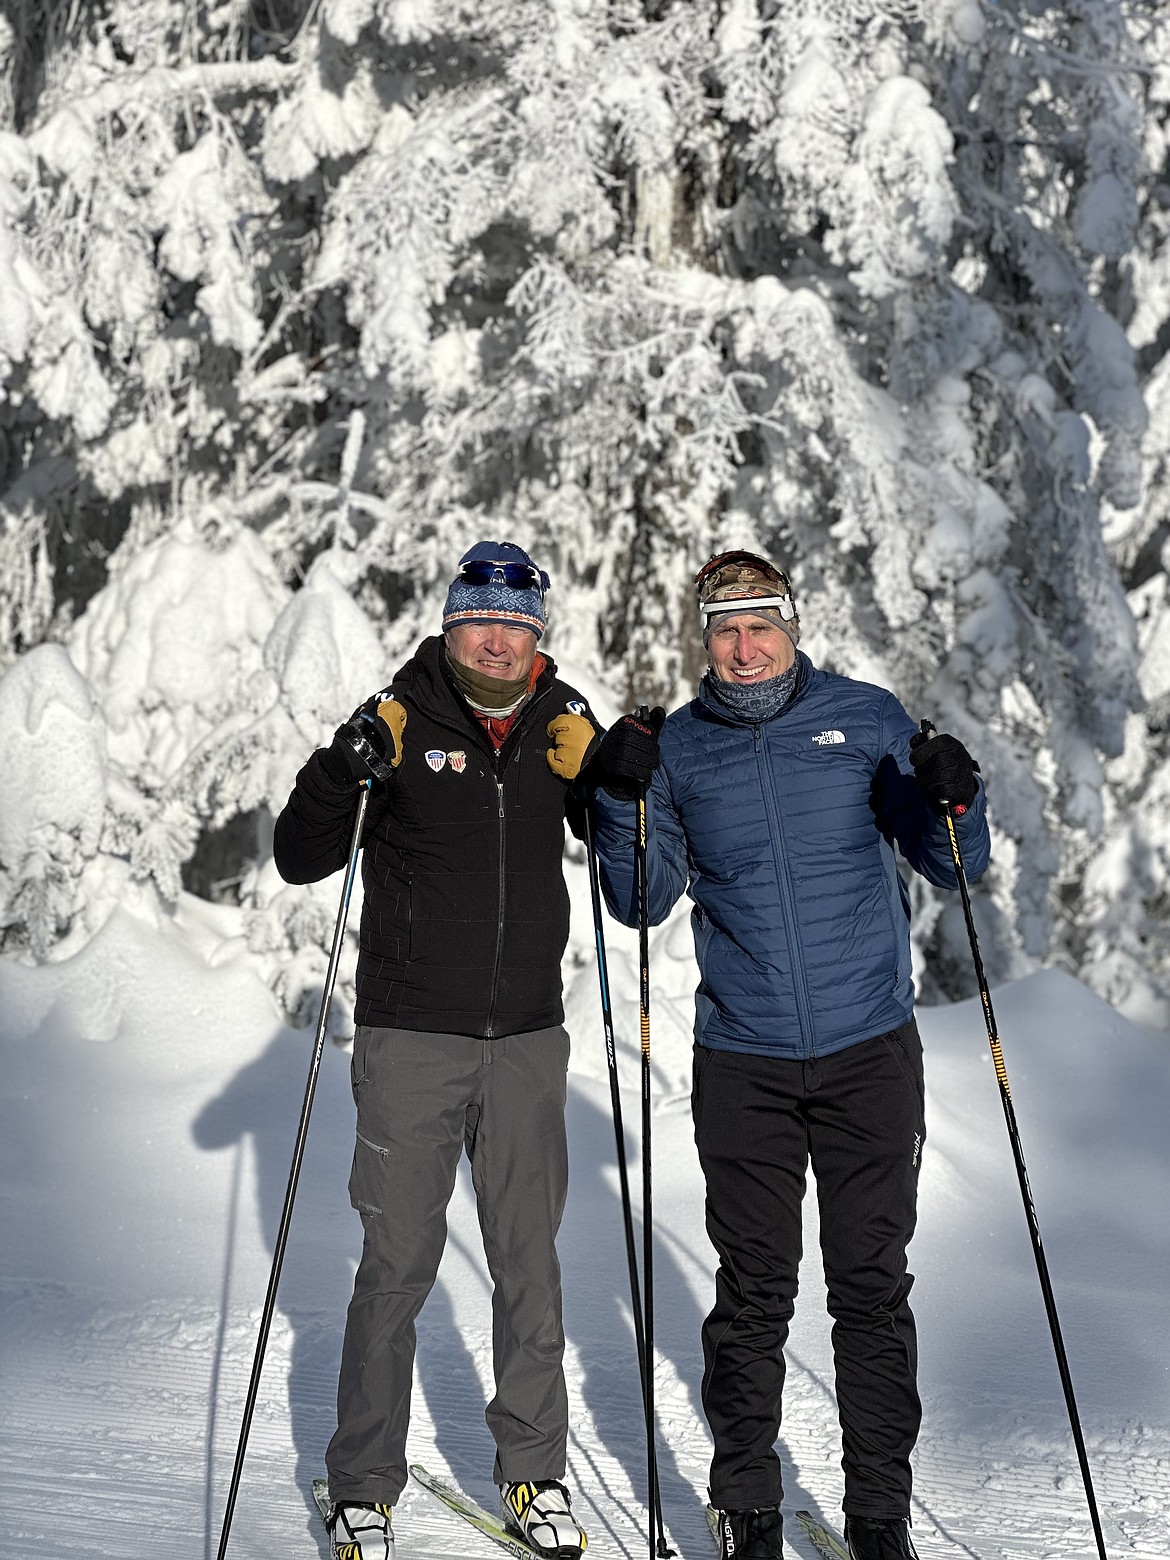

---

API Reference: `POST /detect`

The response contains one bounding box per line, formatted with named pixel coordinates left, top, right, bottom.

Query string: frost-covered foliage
left=1085, top=8, right=1170, bottom=1023
left=1, top=0, right=1169, bottom=1022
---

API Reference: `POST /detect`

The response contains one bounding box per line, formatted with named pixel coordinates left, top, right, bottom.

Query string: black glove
left=909, top=727, right=980, bottom=811
left=586, top=707, right=666, bottom=802
left=321, top=691, right=407, bottom=786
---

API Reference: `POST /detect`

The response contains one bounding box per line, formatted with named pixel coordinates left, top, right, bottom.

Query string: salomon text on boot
left=715, top=1506, right=783, bottom=1559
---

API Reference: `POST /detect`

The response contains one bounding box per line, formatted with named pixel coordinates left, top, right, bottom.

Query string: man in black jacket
left=274, top=542, right=599, bottom=1560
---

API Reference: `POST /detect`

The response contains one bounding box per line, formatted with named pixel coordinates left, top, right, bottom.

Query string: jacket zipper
left=412, top=679, right=555, bottom=1042
left=484, top=773, right=506, bottom=1041
left=754, top=722, right=818, bottom=1057
left=480, top=683, right=556, bottom=1040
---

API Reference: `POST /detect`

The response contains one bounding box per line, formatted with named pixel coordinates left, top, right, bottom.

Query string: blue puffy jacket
left=591, top=654, right=991, bottom=1060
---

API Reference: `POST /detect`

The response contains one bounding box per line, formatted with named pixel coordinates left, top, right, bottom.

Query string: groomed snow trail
left=1, top=885, right=1167, bottom=1560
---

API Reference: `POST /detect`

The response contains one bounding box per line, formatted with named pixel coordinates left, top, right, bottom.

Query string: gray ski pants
left=326, top=1024, right=571, bottom=1506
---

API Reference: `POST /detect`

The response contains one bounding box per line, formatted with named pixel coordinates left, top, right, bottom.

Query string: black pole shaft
left=583, top=810, right=673, bottom=1556
left=941, top=803, right=1109, bottom=1560
left=215, top=782, right=370, bottom=1560
left=635, top=788, right=660, bottom=1560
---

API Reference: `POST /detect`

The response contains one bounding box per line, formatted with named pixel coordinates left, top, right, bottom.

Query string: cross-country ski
left=409, top=1466, right=562, bottom=1560
left=791, top=1511, right=851, bottom=1560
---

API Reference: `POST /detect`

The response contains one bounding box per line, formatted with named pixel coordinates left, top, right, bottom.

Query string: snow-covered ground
left=1, top=854, right=1167, bottom=1560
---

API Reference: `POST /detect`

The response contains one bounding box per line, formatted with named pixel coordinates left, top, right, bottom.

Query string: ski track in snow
left=1, top=884, right=1168, bottom=1560
left=2, top=1256, right=1165, bottom=1560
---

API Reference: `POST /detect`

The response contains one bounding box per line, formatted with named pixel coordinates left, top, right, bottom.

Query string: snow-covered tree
left=1081, top=7, right=1170, bottom=1022
left=1, top=0, right=1168, bottom=1022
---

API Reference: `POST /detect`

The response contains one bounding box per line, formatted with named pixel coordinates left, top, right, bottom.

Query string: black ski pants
left=692, top=1021, right=925, bottom=1519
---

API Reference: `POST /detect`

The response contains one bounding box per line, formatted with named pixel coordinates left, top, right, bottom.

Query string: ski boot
left=500, top=1479, right=588, bottom=1557
left=327, top=1500, right=395, bottom=1560
left=715, top=1506, right=783, bottom=1559
left=843, top=1516, right=918, bottom=1560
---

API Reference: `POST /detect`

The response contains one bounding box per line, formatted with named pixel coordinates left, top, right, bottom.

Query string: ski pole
left=632, top=708, right=664, bottom=1560
left=583, top=805, right=673, bottom=1557
left=919, top=720, right=1109, bottom=1560
left=215, top=780, right=371, bottom=1560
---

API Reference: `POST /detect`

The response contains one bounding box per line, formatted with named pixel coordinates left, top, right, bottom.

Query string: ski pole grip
left=632, top=706, right=654, bottom=798
left=915, top=717, right=953, bottom=811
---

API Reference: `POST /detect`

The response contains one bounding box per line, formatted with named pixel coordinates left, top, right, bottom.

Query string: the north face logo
left=813, top=729, right=845, bottom=746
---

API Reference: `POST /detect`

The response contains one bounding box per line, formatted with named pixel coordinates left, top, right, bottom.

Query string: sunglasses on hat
left=458, top=558, right=550, bottom=594
left=695, top=549, right=797, bottom=622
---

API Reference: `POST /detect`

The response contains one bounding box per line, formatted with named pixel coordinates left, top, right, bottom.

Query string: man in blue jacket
left=587, top=551, right=990, bottom=1560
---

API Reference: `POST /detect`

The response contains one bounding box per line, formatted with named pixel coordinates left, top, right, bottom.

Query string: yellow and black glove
left=329, top=691, right=407, bottom=784
left=374, top=696, right=407, bottom=768
left=546, top=712, right=598, bottom=782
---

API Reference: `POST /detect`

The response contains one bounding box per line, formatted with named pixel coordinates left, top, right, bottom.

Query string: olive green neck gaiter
left=445, top=646, right=532, bottom=715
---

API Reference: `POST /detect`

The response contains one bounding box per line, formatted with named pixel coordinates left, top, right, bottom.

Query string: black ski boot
left=843, top=1517, right=918, bottom=1560
left=715, top=1506, right=783, bottom=1559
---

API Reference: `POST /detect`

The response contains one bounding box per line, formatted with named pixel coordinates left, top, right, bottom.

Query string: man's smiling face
left=707, top=611, right=795, bottom=686
left=446, top=621, right=538, bottom=681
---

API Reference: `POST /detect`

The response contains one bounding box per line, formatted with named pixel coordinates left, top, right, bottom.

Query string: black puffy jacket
left=273, top=636, right=599, bottom=1038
